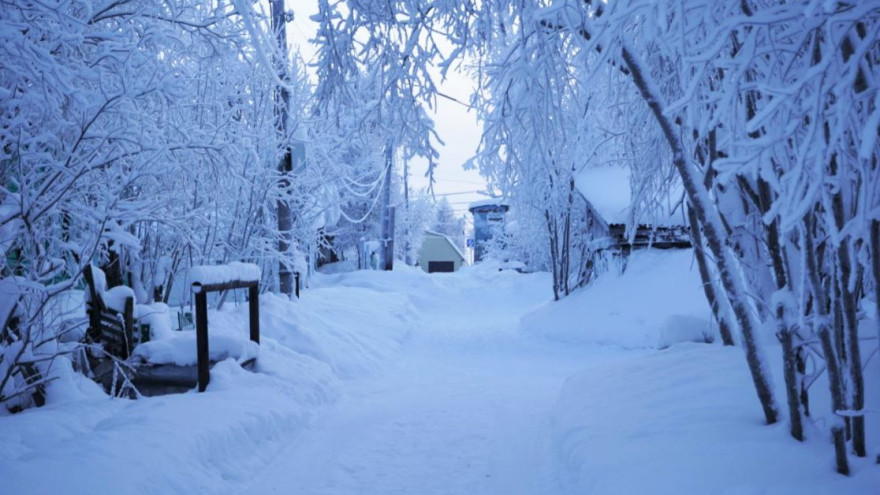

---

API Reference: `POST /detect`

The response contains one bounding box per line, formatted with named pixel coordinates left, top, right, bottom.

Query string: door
left=428, top=261, right=454, bottom=273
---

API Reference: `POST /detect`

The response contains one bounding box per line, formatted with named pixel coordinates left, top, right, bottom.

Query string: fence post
left=194, top=288, right=209, bottom=392
left=248, top=283, right=260, bottom=344
left=123, top=297, right=134, bottom=359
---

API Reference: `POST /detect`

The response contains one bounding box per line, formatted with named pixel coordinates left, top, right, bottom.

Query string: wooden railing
left=191, top=280, right=260, bottom=392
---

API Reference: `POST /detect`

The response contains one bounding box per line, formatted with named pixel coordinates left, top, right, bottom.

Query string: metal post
left=123, top=296, right=134, bottom=359
left=294, top=272, right=300, bottom=299
left=248, top=283, right=260, bottom=344
left=194, top=288, right=209, bottom=392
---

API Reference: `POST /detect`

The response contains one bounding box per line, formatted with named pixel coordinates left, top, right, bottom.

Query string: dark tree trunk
left=545, top=210, right=560, bottom=301
left=687, top=205, right=735, bottom=346
left=757, top=179, right=804, bottom=441
left=831, top=188, right=865, bottom=456
left=804, top=214, right=850, bottom=474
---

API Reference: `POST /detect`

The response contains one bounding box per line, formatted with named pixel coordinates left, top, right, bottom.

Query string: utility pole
left=270, top=0, right=294, bottom=296
left=379, top=142, right=395, bottom=271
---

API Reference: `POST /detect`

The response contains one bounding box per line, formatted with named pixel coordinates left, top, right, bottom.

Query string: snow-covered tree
left=0, top=0, right=310, bottom=411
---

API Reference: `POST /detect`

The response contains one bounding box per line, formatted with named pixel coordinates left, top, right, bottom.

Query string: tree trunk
left=831, top=197, right=865, bottom=456
left=757, top=179, right=804, bottom=441
left=804, top=214, right=850, bottom=474
left=687, top=204, right=735, bottom=346
left=545, top=210, right=560, bottom=301
left=619, top=43, right=778, bottom=425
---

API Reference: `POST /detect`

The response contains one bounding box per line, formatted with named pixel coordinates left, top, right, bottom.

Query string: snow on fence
left=190, top=262, right=261, bottom=392
left=189, top=262, right=261, bottom=287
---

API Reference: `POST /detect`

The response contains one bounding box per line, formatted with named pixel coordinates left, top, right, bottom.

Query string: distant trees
left=431, top=198, right=465, bottom=248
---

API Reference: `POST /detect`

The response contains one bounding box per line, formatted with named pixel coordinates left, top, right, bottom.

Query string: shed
left=468, top=200, right=510, bottom=262
left=575, top=166, right=690, bottom=253
left=418, top=230, right=467, bottom=273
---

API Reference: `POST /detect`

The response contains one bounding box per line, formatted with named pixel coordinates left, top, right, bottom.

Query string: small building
left=418, top=230, right=467, bottom=273
left=468, top=200, right=510, bottom=262
left=574, top=166, right=691, bottom=255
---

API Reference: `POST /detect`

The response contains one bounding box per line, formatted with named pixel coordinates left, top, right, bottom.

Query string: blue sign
left=466, top=238, right=475, bottom=247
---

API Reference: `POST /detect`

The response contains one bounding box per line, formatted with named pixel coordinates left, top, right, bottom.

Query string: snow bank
left=133, top=334, right=259, bottom=366
left=521, top=250, right=714, bottom=348
left=190, top=262, right=261, bottom=287
left=551, top=343, right=880, bottom=494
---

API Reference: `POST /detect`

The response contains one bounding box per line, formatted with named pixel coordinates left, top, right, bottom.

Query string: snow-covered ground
left=1, top=253, right=878, bottom=494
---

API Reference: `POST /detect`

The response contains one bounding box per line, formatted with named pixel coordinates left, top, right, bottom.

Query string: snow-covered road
left=245, top=268, right=600, bottom=494
left=244, top=339, right=597, bottom=495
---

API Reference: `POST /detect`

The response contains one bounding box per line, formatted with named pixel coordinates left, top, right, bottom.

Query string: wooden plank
left=99, top=315, right=124, bottom=329
left=123, top=297, right=134, bottom=359
left=82, top=265, right=106, bottom=313
left=102, top=327, right=126, bottom=341
left=134, top=363, right=198, bottom=388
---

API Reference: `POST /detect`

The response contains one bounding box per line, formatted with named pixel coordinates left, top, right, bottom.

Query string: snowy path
left=243, top=272, right=601, bottom=495
left=244, top=344, right=586, bottom=494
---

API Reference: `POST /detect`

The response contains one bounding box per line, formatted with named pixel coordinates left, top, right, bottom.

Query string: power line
left=433, top=190, right=481, bottom=196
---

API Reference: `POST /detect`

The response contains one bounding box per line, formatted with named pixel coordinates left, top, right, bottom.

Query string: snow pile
left=551, top=343, right=880, bottom=494
left=134, top=302, right=175, bottom=341
left=133, top=333, right=259, bottom=366
left=84, top=265, right=136, bottom=313
left=189, top=262, right=261, bottom=287
left=521, top=250, right=714, bottom=348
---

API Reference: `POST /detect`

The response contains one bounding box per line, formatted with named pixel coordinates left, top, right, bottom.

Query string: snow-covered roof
left=468, top=199, right=509, bottom=211
left=424, top=230, right=467, bottom=261
left=574, top=167, right=631, bottom=225
left=574, top=167, right=686, bottom=227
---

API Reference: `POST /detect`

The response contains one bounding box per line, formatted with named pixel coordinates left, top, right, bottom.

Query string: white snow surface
left=1, top=255, right=878, bottom=494
left=522, top=250, right=716, bottom=349
left=190, top=262, right=261, bottom=287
